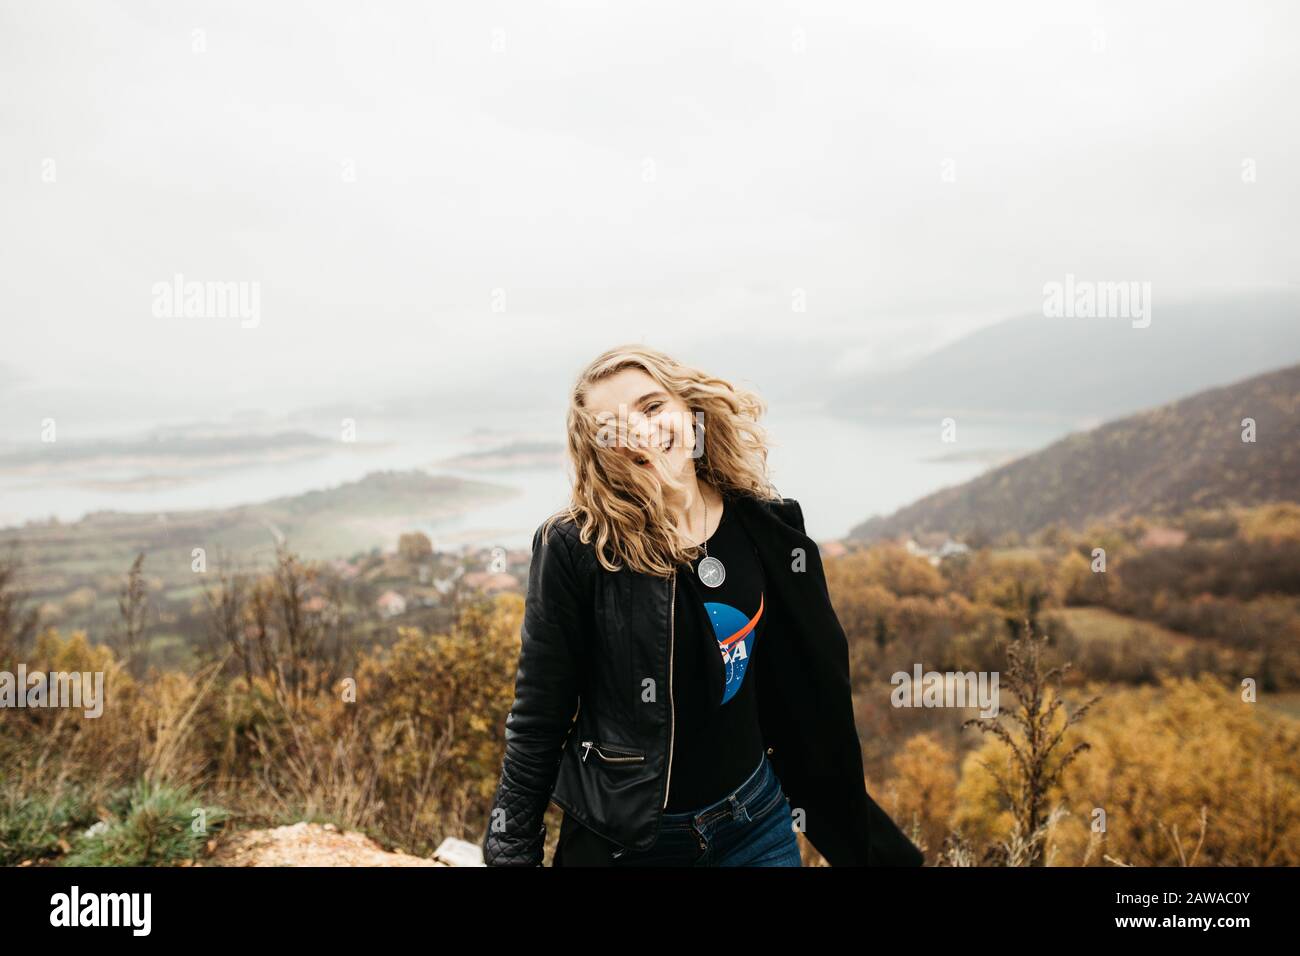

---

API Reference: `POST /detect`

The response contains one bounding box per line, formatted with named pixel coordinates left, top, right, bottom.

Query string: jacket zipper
left=565, top=697, right=581, bottom=748
left=663, top=570, right=677, bottom=809
left=580, top=740, right=646, bottom=763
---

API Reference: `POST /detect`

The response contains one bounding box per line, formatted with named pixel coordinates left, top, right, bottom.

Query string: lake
left=0, top=407, right=1071, bottom=551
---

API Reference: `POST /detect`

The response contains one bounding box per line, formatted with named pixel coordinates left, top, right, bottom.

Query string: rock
left=431, top=837, right=485, bottom=867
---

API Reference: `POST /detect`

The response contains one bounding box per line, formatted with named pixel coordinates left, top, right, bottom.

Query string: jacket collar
left=724, top=488, right=807, bottom=541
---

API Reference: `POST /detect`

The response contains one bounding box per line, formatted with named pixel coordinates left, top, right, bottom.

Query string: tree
left=0, top=548, right=39, bottom=662
left=398, top=532, right=434, bottom=564
left=884, top=733, right=958, bottom=861
left=204, top=559, right=251, bottom=685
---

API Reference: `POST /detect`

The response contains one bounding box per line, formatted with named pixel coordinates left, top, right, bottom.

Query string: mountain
left=849, top=362, right=1300, bottom=542
left=830, top=290, right=1300, bottom=425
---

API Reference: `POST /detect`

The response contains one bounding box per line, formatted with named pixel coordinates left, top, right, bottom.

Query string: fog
left=1, top=0, right=1296, bottom=434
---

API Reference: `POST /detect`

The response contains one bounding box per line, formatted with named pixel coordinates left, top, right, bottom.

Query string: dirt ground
left=205, top=822, right=482, bottom=867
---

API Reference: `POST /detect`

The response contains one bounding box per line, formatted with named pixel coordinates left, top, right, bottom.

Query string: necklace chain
left=686, top=490, right=725, bottom=587
left=683, top=492, right=708, bottom=558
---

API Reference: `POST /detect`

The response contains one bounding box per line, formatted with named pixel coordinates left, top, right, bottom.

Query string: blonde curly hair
left=542, top=344, right=782, bottom=576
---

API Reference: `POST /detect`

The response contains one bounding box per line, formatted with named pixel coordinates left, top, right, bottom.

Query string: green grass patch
left=61, top=780, right=228, bottom=867
left=0, top=785, right=100, bottom=866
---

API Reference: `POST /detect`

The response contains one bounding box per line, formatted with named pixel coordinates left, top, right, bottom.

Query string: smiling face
left=582, top=366, right=698, bottom=478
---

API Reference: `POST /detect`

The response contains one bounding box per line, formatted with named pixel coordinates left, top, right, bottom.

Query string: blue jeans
left=610, top=752, right=801, bottom=866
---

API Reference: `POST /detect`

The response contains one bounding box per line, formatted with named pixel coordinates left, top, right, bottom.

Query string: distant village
left=338, top=520, right=1197, bottom=625
left=900, top=533, right=971, bottom=565
left=328, top=531, right=531, bottom=622
left=348, top=531, right=986, bottom=623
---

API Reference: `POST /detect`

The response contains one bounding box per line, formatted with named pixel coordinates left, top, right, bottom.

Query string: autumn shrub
left=878, top=732, right=958, bottom=861
left=357, top=595, right=522, bottom=853
left=952, top=675, right=1300, bottom=865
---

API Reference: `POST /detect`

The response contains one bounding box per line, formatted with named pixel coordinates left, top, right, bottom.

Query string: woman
left=481, top=344, right=922, bottom=867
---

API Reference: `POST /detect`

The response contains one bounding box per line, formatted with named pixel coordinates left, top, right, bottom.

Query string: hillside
left=850, top=362, right=1300, bottom=542
left=0, top=469, right=515, bottom=598
left=831, top=291, right=1300, bottom=425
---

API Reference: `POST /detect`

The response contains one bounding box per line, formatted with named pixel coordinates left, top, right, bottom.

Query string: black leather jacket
left=481, top=488, right=923, bottom=866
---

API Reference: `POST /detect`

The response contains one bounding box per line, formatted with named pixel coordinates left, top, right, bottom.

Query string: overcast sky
left=1, top=0, right=1296, bottom=431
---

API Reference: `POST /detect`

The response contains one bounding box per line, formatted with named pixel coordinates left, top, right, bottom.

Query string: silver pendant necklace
left=693, top=493, right=726, bottom=588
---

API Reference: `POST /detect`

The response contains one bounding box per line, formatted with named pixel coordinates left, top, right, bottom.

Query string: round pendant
left=697, top=555, right=726, bottom=588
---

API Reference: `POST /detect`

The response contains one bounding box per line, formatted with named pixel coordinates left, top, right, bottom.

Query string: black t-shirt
left=554, top=496, right=767, bottom=864
left=663, top=496, right=766, bottom=810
